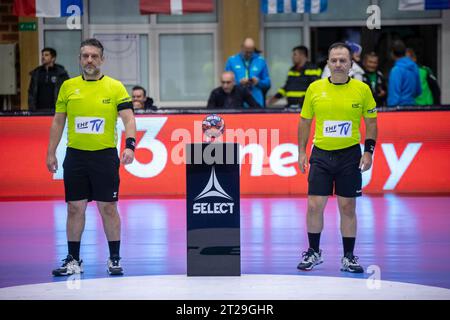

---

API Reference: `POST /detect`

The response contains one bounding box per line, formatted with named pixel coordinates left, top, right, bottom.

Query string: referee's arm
left=119, top=108, right=137, bottom=165
left=47, top=112, right=67, bottom=173
left=364, top=117, right=377, bottom=142
left=360, top=117, right=378, bottom=172
left=298, top=116, right=313, bottom=174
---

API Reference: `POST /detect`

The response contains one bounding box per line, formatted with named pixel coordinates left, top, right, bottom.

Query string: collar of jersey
left=327, top=76, right=350, bottom=85
left=82, top=74, right=105, bottom=82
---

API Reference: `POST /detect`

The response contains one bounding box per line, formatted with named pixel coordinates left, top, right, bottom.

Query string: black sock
left=68, top=241, right=81, bottom=261
left=108, top=241, right=121, bottom=258
left=308, top=232, right=321, bottom=252
left=343, top=237, right=356, bottom=257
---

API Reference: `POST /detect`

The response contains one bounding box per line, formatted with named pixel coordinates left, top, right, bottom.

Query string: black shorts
left=308, top=144, right=362, bottom=198
left=63, top=147, right=120, bottom=202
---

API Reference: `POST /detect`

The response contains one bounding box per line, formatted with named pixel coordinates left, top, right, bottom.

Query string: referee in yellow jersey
left=297, top=42, right=378, bottom=273
left=46, top=38, right=136, bottom=276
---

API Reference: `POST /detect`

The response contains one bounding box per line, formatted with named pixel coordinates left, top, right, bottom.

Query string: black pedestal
left=186, top=143, right=240, bottom=276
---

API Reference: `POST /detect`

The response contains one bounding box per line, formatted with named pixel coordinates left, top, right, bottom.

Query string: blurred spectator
left=406, top=48, right=441, bottom=105
left=28, top=47, right=69, bottom=111
left=132, top=85, right=157, bottom=110
left=267, top=45, right=321, bottom=109
left=225, top=37, right=271, bottom=108
left=387, top=40, right=421, bottom=107
left=362, top=52, right=387, bottom=107
left=321, top=41, right=364, bottom=81
left=207, top=71, right=260, bottom=109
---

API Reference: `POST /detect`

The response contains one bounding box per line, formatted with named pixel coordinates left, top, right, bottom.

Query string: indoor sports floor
left=1, top=195, right=450, bottom=299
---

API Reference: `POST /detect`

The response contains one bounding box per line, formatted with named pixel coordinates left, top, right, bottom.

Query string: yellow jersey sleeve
left=114, top=81, right=132, bottom=111
left=300, top=85, right=315, bottom=119
left=55, top=81, right=68, bottom=113
left=362, top=84, right=377, bottom=118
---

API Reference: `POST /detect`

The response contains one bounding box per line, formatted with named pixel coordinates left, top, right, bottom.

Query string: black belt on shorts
left=313, top=144, right=360, bottom=154
left=67, top=147, right=117, bottom=154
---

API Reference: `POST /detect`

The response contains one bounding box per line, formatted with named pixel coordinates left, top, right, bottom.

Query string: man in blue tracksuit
left=225, top=37, right=271, bottom=108
left=387, top=40, right=421, bottom=107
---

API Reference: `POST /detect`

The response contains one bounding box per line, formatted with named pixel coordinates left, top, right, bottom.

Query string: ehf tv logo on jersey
left=75, top=117, right=105, bottom=134
left=192, top=166, right=235, bottom=215
left=323, top=120, right=352, bottom=138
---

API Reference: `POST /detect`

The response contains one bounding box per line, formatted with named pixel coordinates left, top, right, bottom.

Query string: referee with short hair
left=46, top=38, right=136, bottom=276
left=297, top=42, right=378, bottom=273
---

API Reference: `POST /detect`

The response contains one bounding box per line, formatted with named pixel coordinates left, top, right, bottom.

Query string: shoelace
left=61, top=256, right=74, bottom=266
left=344, top=255, right=359, bottom=265
left=301, top=249, right=316, bottom=262
left=110, top=257, right=121, bottom=267
left=349, top=255, right=359, bottom=264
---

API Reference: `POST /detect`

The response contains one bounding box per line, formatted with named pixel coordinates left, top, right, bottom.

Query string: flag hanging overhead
left=140, top=0, right=214, bottom=15
left=398, top=0, right=450, bottom=10
left=13, top=0, right=83, bottom=17
left=261, top=0, right=327, bottom=14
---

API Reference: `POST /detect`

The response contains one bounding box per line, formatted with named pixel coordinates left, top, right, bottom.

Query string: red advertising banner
left=1, top=111, right=449, bottom=199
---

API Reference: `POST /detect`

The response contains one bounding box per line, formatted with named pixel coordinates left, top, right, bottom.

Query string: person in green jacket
left=406, top=48, right=441, bottom=106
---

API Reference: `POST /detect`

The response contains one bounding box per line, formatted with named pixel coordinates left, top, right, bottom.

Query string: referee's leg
left=335, top=144, right=364, bottom=272
left=97, top=201, right=121, bottom=243
left=337, top=196, right=356, bottom=239
left=90, top=148, right=123, bottom=274
left=51, top=201, right=87, bottom=276
left=97, top=201, right=123, bottom=275
left=337, top=196, right=364, bottom=273
left=52, top=147, right=89, bottom=276
left=67, top=200, right=88, bottom=243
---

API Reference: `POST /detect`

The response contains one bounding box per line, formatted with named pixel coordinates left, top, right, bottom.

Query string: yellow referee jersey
left=301, top=78, right=377, bottom=151
left=55, top=75, right=132, bottom=151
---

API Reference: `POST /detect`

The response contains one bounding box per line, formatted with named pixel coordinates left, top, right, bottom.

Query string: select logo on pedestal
left=193, top=166, right=235, bottom=215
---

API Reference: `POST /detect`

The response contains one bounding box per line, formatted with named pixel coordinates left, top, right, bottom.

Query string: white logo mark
left=194, top=166, right=232, bottom=201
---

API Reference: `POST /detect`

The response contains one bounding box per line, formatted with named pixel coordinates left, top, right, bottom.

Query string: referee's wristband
left=125, top=137, right=136, bottom=152
left=364, top=139, right=376, bottom=154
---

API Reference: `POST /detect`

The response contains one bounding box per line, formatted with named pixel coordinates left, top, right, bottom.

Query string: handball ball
left=202, top=114, right=225, bottom=138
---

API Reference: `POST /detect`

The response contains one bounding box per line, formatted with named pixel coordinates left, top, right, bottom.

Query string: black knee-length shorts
left=63, top=147, right=120, bottom=202
left=308, top=144, right=362, bottom=198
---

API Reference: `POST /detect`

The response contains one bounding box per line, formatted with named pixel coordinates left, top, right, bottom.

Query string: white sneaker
left=52, top=255, right=83, bottom=276
left=341, top=254, right=364, bottom=273
left=107, top=256, right=123, bottom=275
left=297, top=248, right=323, bottom=271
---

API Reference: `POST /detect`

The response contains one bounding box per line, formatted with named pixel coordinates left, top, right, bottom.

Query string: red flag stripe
left=139, top=0, right=213, bottom=14
left=13, top=0, right=37, bottom=17
left=140, top=0, right=171, bottom=14
left=181, top=0, right=214, bottom=13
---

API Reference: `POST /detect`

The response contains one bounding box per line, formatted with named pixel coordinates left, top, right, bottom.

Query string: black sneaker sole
left=340, top=267, right=364, bottom=273
left=297, top=260, right=323, bottom=271
left=108, top=269, right=124, bottom=276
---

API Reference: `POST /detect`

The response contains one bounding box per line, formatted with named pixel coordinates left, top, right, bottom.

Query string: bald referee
left=46, top=38, right=136, bottom=276
left=297, top=42, right=378, bottom=273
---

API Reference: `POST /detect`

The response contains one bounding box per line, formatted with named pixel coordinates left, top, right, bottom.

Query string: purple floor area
left=1, top=196, right=449, bottom=289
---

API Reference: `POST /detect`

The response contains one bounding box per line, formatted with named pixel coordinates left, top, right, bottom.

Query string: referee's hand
left=298, top=151, right=308, bottom=174
left=46, top=154, right=58, bottom=173
left=359, top=152, right=373, bottom=172
left=121, top=148, right=135, bottom=165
